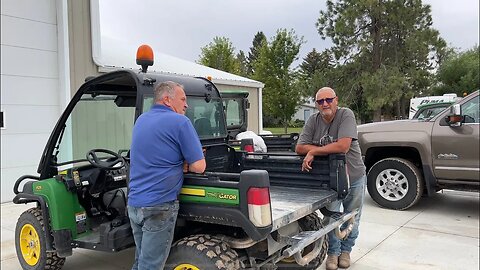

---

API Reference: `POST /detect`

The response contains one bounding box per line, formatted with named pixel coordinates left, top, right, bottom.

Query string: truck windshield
left=56, top=94, right=135, bottom=166
left=142, top=96, right=227, bottom=139
left=414, top=105, right=449, bottom=120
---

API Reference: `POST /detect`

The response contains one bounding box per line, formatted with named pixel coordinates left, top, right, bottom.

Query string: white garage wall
left=0, top=0, right=60, bottom=202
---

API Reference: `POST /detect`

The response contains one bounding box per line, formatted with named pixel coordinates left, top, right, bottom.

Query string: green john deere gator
left=13, top=45, right=357, bottom=270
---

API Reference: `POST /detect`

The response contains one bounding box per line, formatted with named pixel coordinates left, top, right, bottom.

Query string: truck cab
left=359, top=90, right=479, bottom=210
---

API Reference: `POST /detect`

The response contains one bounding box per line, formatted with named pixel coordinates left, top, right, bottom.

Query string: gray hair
left=154, top=81, right=184, bottom=102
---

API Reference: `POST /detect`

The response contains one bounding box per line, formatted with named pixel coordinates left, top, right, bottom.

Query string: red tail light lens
left=244, top=144, right=254, bottom=153
left=247, top=187, right=272, bottom=227
left=247, top=187, right=270, bottom=205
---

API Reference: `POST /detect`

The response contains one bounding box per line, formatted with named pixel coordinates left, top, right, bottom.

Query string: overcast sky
left=99, top=0, right=479, bottom=66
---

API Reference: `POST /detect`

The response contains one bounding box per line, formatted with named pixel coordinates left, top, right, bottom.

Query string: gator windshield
left=55, top=94, right=135, bottom=165
left=142, top=96, right=227, bottom=139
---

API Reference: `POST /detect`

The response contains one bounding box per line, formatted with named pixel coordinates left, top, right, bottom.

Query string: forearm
left=308, top=142, right=348, bottom=156
left=296, top=138, right=351, bottom=156
left=295, top=144, right=318, bottom=155
left=189, top=158, right=206, bottom=173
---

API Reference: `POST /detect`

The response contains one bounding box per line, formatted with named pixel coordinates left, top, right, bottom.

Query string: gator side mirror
left=445, top=104, right=463, bottom=127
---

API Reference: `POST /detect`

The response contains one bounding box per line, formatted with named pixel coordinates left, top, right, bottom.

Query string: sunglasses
left=316, top=97, right=336, bottom=105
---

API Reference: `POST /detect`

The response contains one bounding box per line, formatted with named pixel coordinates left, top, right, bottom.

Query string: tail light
left=247, top=187, right=272, bottom=227
left=244, top=144, right=254, bottom=153
left=240, top=138, right=254, bottom=153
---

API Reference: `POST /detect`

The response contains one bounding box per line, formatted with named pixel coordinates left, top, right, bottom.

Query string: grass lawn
left=264, top=127, right=303, bottom=134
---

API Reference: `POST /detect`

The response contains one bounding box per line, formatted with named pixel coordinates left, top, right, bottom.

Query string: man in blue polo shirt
left=127, top=81, right=206, bottom=270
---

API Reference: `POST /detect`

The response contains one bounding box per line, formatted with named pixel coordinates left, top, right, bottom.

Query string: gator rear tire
left=278, top=213, right=328, bottom=269
left=367, top=158, right=424, bottom=210
left=15, top=208, right=65, bottom=270
left=165, top=234, right=242, bottom=270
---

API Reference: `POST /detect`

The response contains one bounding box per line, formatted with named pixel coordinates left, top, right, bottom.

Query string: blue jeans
left=327, top=175, right=366, bottom=256
left=127, top=201, right=179, bottom=270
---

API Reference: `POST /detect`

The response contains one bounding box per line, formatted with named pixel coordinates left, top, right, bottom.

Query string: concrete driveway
left=2, top=190, right=479, bottom=270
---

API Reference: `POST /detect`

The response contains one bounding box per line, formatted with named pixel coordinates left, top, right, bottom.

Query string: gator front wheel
left=15, top=208, right=65, bottom=270
left=367, top=158, right=424, bottom=210
left=165, top=234, right=242, bottom=270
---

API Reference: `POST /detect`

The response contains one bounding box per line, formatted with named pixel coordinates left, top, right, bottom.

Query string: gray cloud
left=100, top=0, right=479, bottom=66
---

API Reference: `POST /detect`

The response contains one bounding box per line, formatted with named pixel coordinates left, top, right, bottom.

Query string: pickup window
left=415, top=105, right=448, bottom=120
left=462, top=95, right=479, bottom=123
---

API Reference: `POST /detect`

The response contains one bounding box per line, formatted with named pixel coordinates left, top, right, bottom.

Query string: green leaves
left=435, top=46, right=480, bottom=96
left=198, top=36, right=241, bottom=74
left=252, top=29, right=305, bottom=131
left=247, top=32, right=267, bottom=76
left=361, top=67, right=407, bottom=111
left=316, top=0, right=447, bottom=122
left=197, top=30, right=305, bottom=131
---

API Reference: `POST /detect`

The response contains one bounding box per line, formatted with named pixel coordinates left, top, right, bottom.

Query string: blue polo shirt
left=128, top=105, right=204, bottom=207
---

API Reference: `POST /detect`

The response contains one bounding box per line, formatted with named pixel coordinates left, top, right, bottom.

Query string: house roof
left=94, top=36, right=264, bottom=89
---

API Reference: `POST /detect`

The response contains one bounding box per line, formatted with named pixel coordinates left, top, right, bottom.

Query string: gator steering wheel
left=86, top=149, right=125, bottom=170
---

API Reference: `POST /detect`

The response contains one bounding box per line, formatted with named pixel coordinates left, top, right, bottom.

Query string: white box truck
left=409, top=93, right=460, bottom=119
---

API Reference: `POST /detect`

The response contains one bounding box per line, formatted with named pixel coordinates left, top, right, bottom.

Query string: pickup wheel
left=278, top=213, right=328, bottom=269
left=15, top=208, right=65, bottom=270
left=367, top=158, right=424, bottom=210
left=166, top=234, right=242, bottom=270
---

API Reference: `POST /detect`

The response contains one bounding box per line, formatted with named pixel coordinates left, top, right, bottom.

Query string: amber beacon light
left=136, top=44, right=154, bottom=73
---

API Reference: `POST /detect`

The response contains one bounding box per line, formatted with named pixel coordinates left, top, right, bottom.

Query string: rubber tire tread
left=15, top=207, right=65, bottom=270
left=278, top=212, right=328, bottom=270
left=367, top=157, right=424, bottom=210
left=165, top=234, right=241, bottom=270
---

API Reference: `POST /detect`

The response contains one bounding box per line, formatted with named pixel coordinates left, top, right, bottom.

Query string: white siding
left=293, top=105, right=315, bottom=121
left=1, top=0, right=56, bottom=24
left=1, top=0, right=59, bottom=202
left=1, top=15, right=57, bottom=51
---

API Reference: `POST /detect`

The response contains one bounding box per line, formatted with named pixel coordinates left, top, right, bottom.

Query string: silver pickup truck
left=358, top=90, right=479, bottom=210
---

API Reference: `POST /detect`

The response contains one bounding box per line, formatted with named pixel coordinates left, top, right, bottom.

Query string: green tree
left=434, top=46, right=480, bottom=96
left=236, top=50, right=249, bottom=77
left=247, top=32, right=267, bottom=76
left=253, top=29, right=304, bottom=132
left=316, top=0, right=447, bottom=122
left=299, top=49, right=334, bottom=99
left=198, top=36, right=240, bottom=74
left=300, top=49, right=328, bottom=78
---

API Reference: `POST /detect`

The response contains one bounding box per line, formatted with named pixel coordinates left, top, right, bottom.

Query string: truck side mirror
left=445, top=104, right=463, bottom=127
